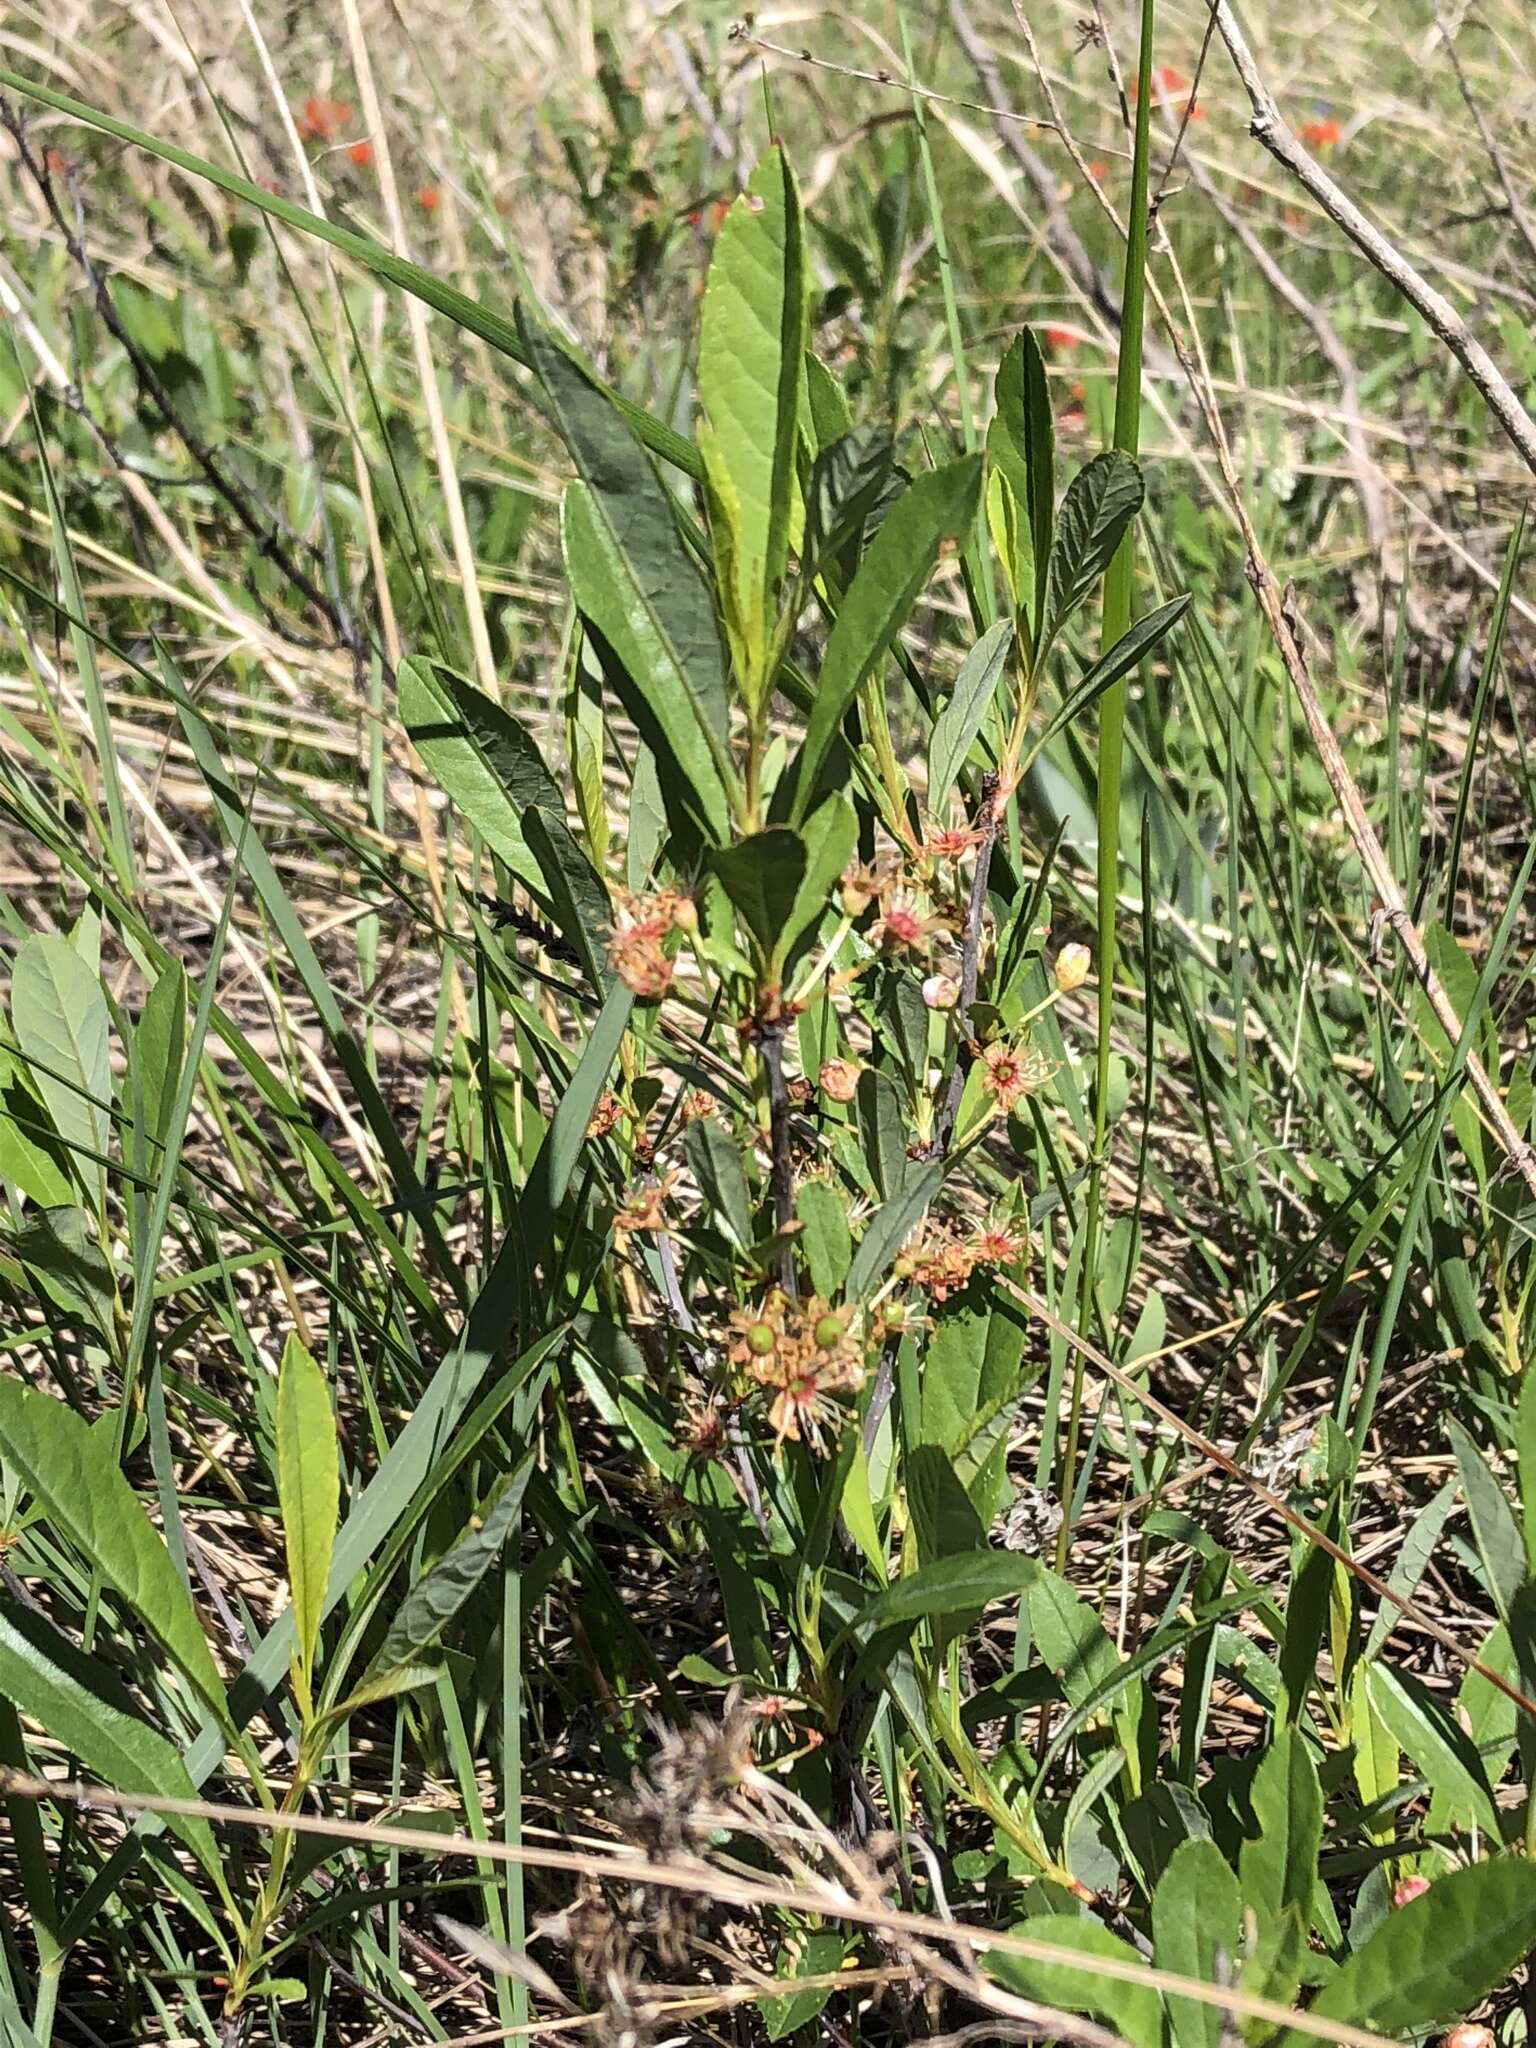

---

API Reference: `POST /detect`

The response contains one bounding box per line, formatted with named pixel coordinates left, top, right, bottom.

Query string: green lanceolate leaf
left=0, top=1378, right=229, bottom=1730
left=927, top=617, right=1012, bottom=805
left=847, top=1159, right=946, bottom=1297
left=989, top=1915, right=1163, bottom=2048
left=685, top=1117, right=753, bottom=1251
left=562, top=482, right=735, bottom=841
left=785, top=793, right=858, bottom=973
left=10, top=933, right=111, bottom=1201
left=1033, top=594, right=1192, bottom=758
left=782, top=454, right=984, bottom=823
left=835, top=1548, right=1043, bottom=1649
left=276, top=1334, right=338, bottom=1704
left=796, top=1177, right=852, bottom=1297
left=399, top=656, right=564, bottom=885
left=988, top=330, right=1054, bottom=639
left=0, top=1603, right=230, bottom=1905
left=365, top=1465, right=530, bottom=1687
left=1447, top=1418, right=1525, bottom=1624
left=1038, top=450, right=1144, bottom=668
left=698, top=147, right=808, bottom=705
left=1239, top=1722, right=1322, bottom=1930
left=527, top=319, right=734, bottom=838
left=761, top=1930, right=845, bottom=2040
left=1366, top=1662, right=1500, bottom=1833
left=134, top=959, right=187, bottom=1151
left=1153, top=1837, right=1242, bottom=2048
left=1305, top=1859, right=1536, bottom=2038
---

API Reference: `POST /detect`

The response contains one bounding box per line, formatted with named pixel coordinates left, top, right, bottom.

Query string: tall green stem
left=1055, top=0, right=1155, bottom=1572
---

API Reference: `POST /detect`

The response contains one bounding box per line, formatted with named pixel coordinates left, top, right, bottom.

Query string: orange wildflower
left=298, top=96, right=352, bottom=142
left=1301, top=116, right=1342, bottom=149
left=416, top=184, right=441, bottom=213
left=348, top=139, right=375, bottom=167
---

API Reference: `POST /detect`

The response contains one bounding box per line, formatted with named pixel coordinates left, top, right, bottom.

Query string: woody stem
left=932, top=771, right=1000, bottom=1158
left=760, top=1020, right=798, bottom=1299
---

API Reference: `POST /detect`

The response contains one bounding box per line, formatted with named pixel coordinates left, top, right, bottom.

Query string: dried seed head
left=819, top=1058, right=861, bottom=1103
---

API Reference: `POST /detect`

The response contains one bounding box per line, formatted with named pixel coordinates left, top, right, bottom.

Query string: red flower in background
left=297, top=96, right=352, bottom=142
left=1130, top=64, right=1204, bottom=122
left=347, top=139, right=374, bottom=168
left=415, top=184, right=440, bottom=213
left=1044, top=325, right=1077, bottom=351
left=1301, top=116, right=1343, bottom=148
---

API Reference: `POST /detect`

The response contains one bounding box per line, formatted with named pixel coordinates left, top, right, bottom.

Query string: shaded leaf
left=367, top=1465, right=531, bottom=1685
left=989, top=329, right=1054, bottom=636
left=7, top=1207, right=115, bottom=1332
left=709, top=829, right=806, bottom=965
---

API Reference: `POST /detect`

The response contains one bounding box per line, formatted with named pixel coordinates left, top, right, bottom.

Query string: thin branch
left=1211, top=0, right=1536, bottom=478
